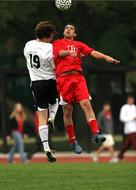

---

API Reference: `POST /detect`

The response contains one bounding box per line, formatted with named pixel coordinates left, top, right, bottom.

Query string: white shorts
left=103, top=134, right=115, bottom=147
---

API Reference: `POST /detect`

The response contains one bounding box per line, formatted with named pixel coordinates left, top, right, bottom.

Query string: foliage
left=0, top=0, right=135, bottom=67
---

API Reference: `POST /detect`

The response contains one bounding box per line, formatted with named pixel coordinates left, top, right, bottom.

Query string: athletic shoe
left=92, top=134, right=106, bottom=144
left=45, top=150, right=56, bottom=162
left=109, top=157, right=122, bottom=163
left=92, top=153, right=99, bottom=162
left=48, top=119, right=55, bottom=134
left=71, top=141, right=82, bottom=154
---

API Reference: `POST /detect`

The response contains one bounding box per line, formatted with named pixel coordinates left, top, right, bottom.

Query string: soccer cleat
left=92, top=134, right=106, bottom=144
left=71, top=141, right=82, bottom=154
left=48, top=119, right=55, bottom=134
left=45, top=150, right=56, bottom=162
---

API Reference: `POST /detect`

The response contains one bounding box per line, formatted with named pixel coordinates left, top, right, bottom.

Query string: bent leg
left=79, top=99, right=106, bottom=143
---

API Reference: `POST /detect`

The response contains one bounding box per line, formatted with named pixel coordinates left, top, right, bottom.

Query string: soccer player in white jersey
left=24, top=21, right=58, bottom=162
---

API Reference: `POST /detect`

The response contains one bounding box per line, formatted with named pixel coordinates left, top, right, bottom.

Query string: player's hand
left=105, top=56, right=120, bottom=64
left=69, top=50, right=77, bottom=57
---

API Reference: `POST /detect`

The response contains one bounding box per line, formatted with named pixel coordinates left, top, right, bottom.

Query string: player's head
left=102, top=102, right=111, bottom=112
left=63, top=23, right=76, bottom=40
left=126, top=95, right=135, bottom=105
left=35, top=20, right=55, bottom=42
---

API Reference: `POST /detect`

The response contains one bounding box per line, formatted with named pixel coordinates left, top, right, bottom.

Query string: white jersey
left=24, top=40, right=55, bottom=81
left=120, top=104, right=136, bottom=134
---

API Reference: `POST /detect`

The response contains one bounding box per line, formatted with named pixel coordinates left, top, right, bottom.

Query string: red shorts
left=56, top=74, right=90, bottom=104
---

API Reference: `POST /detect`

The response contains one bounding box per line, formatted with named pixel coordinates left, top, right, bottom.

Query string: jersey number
left=30, top=54, right=40, bottom=69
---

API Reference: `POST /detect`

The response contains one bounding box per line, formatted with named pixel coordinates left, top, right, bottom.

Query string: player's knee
left=38, top=112, right=48, bottom=125
left=63, top=105, right=73, bottom=117
left=81, top=100, right=92, bottom=111
left=38, top=118, right=47, bottom=126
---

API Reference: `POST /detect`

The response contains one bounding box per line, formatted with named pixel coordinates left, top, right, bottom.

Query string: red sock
left=65, top=125, right=76, bottom=144
left=88, top=119, right=99, bottom=135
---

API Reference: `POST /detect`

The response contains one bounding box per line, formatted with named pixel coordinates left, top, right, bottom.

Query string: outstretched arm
left=91, top=50, right=120, bottom=64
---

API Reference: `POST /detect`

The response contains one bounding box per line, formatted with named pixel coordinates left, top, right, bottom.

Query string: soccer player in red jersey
left=53, top=24, right=120, bottom=154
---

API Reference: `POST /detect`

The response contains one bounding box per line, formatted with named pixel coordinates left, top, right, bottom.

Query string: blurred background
left=0, top=0, right=136, bottom=154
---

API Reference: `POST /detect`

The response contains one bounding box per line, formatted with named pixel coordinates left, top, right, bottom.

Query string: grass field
left=0, top=163, right=136, bottom=190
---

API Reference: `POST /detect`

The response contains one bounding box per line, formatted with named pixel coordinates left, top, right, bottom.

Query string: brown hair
left=65, top=23, right=77, bottom=33
left=35, top=20, right=56, bottom=39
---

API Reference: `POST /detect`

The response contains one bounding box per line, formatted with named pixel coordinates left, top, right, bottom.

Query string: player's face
left=127, top=97, right=134, bottom=105
left=63, top=25, right=76, bottom=39
left=103, top=104, right=111, bottom=112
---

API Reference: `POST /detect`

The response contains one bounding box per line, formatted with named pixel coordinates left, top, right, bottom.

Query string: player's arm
left=90, top=51, right=120, bottom=64
left=59, top=50, right=77, bottom=57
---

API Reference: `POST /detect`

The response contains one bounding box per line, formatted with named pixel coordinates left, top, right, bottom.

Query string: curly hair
left=35, top=20, right=56, bottom=39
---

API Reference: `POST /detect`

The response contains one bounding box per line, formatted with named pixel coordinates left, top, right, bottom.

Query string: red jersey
left=53, top=38, right=94, bottom=76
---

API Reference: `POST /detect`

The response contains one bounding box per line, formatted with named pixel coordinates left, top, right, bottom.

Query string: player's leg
left=16, top=132, right=27, bottom=162
left=63, top=103, right=75, bottom=142
left=74, top=75, right=106, bottom=143
left=103, top=135, right=115, bottom=162
left=79, top=99, right=106, bottom=143
left=130, top=132, right=136, bottom=150
left=108, top=146, right=115, bottom=162
left=48, top=99, right=59, bottom=134
left=31, top=80, right=56, bottom=162
left=48, top=80, right=59, bottom=133
left=56, top=75, right=82, bottom=154
left=7, top=132, right=18, bottom=163
left=118, top=135, right=131, bottom=161
left=62, top=104, right=82, bottom=154
left=92, top=144, right=105, bottom=162
left=37, top=110, right=56, bottom=162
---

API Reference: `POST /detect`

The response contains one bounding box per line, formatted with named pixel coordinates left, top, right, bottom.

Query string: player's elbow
left=90, top=51, right=99, bottom=59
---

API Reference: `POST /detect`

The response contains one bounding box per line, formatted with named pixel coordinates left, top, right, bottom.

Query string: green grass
left=0, top=163, right=136, bottom=190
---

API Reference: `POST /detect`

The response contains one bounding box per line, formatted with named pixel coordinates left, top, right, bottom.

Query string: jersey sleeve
left=79, top=41, right=94, bottom=56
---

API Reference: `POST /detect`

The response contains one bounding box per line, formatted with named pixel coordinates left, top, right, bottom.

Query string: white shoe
left=109, top=157, right=119, bottom=163
left=92, top=153, right=98, bottom=162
